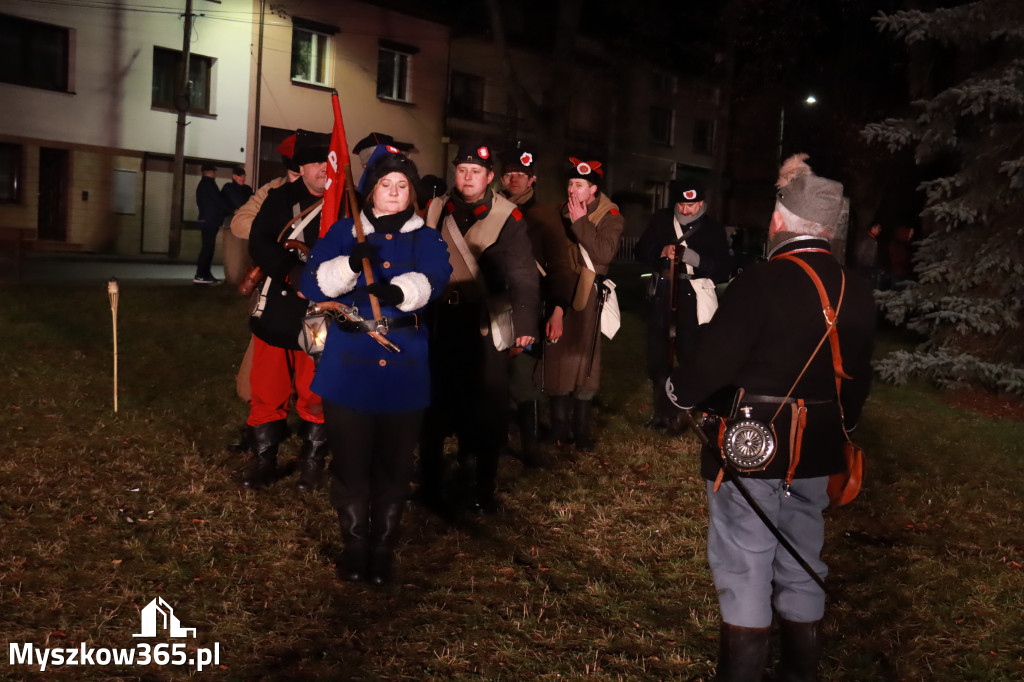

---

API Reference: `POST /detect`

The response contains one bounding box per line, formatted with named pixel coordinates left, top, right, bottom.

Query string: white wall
left=0, top=0, right=252, bottom=162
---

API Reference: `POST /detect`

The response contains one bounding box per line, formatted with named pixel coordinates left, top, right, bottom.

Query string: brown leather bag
left=828, top=440, right=864, bottom=507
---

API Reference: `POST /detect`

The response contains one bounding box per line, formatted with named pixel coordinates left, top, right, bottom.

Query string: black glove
left=348, top=242, right=380, bottom=271
left=365, top=281, right=405, bottom=307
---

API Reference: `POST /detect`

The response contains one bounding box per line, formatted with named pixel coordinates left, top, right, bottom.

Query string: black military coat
left=634, top=208, right=732, bottom=327
left=248, top=179, right=322, bottom=350
left=669, top=237, right=876, bottom=481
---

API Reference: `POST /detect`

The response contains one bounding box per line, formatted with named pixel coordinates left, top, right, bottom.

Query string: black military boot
left=296, top=420, right=329, bottom=493
left=777, top=619, right=822, bottom=682
left=547, top=395, right=571, bottom=446
left=572, top=398, right=596, bottom=452
left=242, top=420, right=286, bottom=489
left=717, top=624, right=770, bottom=682
left=516, top=401, right=542, bottom=467
left=336, top=502, right=371, bottom=582
left=367, top=502, right=404, bottom=586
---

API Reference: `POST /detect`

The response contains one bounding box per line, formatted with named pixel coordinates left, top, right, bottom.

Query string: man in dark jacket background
left=666, top=154, right=875, bottom=681
left=635, top=180, right=731, bottom=430
left=194, top=163, right=231, bottom=285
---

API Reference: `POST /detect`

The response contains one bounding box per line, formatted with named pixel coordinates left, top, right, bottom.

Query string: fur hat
left=361, top=149, right=420, bottom=202
left=670, top=179, right=704, bottom=204
left=776, top=154, right=844, bottom=227
left=292, top=129, right=331, bottom=166
left=502, top=150, right=537, bottom=177
left=451, top=141, right=494, bottom=170
left=567, top=157, right=603, bottom=187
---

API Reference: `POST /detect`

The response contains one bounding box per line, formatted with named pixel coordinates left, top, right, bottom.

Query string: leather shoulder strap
left=777, top=255, right=852, bottom=395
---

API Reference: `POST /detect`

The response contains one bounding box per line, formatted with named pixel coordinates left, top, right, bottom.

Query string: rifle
left=310, top=301, right=401, bottom=353
left=666, top=250, right=678, bottom=367
left=585, top=277, right=609, bottom=380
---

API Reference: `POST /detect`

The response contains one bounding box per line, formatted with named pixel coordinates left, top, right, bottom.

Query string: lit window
left=649, top=106, right=674, bottom=146
left=291, top=26, right=329, bottom=85
left=377, top=46, right=413, bottom=103
left=0, top=14, right=70, bottom=92
left=152, top=47, right=213, bottom=115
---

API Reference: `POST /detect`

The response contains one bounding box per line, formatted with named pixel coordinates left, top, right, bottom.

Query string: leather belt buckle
left=374, top=318, right=389, bottom=334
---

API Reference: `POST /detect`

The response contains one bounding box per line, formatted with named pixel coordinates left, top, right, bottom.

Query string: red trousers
left=247, top=335, right=323, bottom=426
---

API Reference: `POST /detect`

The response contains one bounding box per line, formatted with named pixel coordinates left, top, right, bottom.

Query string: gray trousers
left=706, top=476, right=829, bottom=628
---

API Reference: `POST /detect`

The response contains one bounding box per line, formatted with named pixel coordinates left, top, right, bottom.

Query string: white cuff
left=316, top=255, right=359, bottom=298
left=390, top=271, right=431, bottom=312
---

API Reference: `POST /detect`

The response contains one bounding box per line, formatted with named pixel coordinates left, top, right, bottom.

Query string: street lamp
left=778, top=95, right=819, bottom=164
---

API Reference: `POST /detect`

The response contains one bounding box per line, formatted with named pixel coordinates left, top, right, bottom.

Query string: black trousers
left=420, top=303, right=509, bottom=492
left=322, top=401, right=423, bottom=510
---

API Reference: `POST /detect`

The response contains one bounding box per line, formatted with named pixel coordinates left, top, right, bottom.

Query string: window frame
left=693, top=118, right=716, bottom=155
left=151, top=46, right=214, bottom=116
left=648, top=105, right=675, bottom=147
left=0, top=13, right=71, bottom=92
left=376, top=46, right=413, bottom=103
left=290, top=24, right=331, bottom=86
left=448, top=70, right=485, bottom=121
left=0, top=143, right=23, bottom=204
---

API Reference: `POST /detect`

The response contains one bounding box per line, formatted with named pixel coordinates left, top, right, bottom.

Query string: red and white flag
left=321, top=90, right=350, bottom=236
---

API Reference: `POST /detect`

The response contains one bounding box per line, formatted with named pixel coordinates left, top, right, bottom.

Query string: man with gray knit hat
left=635, top=179, right=732, bottom=432
left=664, top=154, right=875, bottom=681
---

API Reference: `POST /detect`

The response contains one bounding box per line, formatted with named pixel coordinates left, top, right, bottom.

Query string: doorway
left=38, top=147, right=70, bottom=241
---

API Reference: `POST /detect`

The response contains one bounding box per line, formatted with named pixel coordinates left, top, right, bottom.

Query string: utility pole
left=168, top=0, right=194, bottom=258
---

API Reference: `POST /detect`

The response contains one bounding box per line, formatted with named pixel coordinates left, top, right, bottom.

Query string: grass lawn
left=1, top=272, right=1022, bottom=681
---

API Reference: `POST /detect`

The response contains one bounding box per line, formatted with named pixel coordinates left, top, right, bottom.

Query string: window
left=693, top=118, right=716, bottom=154
left=377, top=43, right=414, bottom=103
left=291, top=22, right=331, bottom=85
left=0, top=143, right=22, bottom=203
left=151, top=47, right=213, bottom=115
left=449, top=71, right=484, bottom=120
left=649, top=106, right=674, bottom=146
left=0, top=14, right=70, bottom=91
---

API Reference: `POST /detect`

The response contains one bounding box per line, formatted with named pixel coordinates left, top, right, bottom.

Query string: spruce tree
left=862, top=0, right=1024, bottom=395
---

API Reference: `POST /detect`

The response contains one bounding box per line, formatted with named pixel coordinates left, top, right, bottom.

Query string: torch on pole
left=108, top=278, right=119, bottom=413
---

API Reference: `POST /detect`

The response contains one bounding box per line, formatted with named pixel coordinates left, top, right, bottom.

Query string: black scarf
left=366, top=205, right=414, bottom=234
left=449, top=189, right=492, bottom=234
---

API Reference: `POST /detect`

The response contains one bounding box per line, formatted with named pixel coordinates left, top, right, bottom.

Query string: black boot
left=296, top=420, right=329, bottom=492
left=336, top=502, right=370, bottom=582
left=777, top=619, right=822, bottom=682
left=572, top=399, right=595, bottom=452
left=458, top=451, right=498, bottom=514
left=717, top=624, right=770, bottom=682
left=242, top=420, right=286, bottom=489
left=517, top=401, right=542, bottom=467
left=368, top=503, right=403, bottom=586
left=548, top=395, right=571, bottom=446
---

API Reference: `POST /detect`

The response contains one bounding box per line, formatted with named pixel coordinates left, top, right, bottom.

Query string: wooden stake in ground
left=108, top=278, right=119, bottom=412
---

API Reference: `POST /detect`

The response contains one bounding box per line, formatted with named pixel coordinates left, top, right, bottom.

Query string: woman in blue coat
left=300, top=151, right=451, bottom=585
